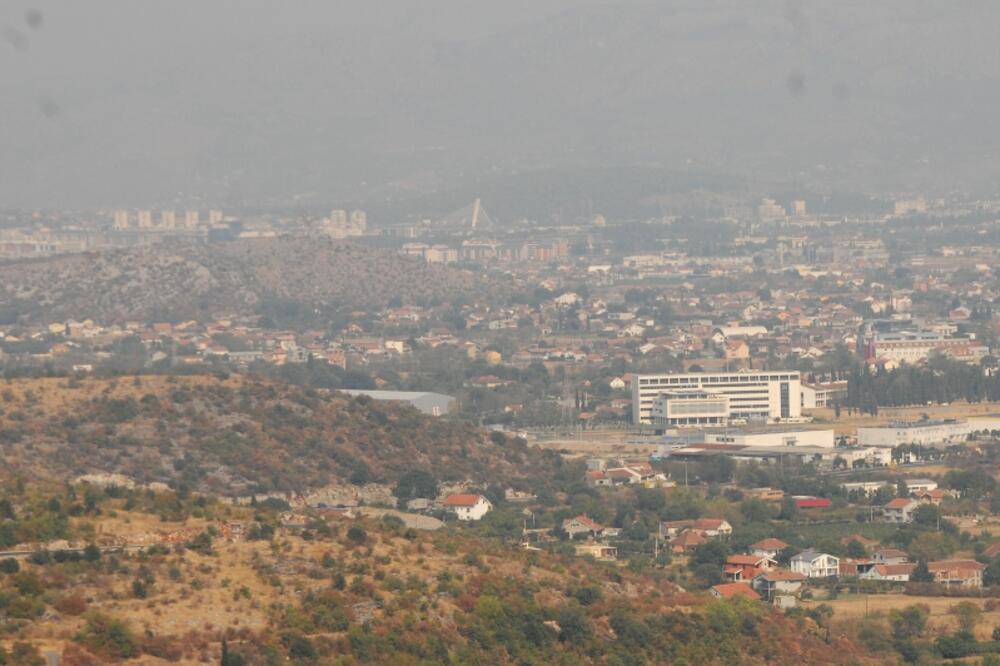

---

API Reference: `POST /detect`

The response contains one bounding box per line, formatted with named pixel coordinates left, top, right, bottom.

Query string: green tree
left=75, top=612, right=139, bottom=660
left=7, top=643, right=44, bottom=666
left=912, top=504, right=940, bottom=527
left=83, top=544, right=102, bottom=563
left=889, top=604, right=929, bottom=640
left=392, top=471, right=438, bottom=506
left=694, top=562, right=723, bottom=587
left=951, top=601, right=982, bottom=634
left=910, top=560, right=934, bottom=583
left=187, top=530, right=214, bottom=555
left=557, top=605, right=591, bottom=643
left=935, top=631, right=977, bottom=659
left=778, top=497, right=800, bottom=521
left=691, top=540, right=729, bottom=568
left=740, top=498, right=772, bottom=523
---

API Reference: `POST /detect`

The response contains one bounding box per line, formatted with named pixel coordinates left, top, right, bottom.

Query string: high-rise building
left=893, top=198, right=927, bottom=216
left=112, top=209, right=130, bottom=230
left=137, top=210, right=153, bottom=228
left=330, top=209, right=348, bottom=226
left=632, top=371, right=802, bottom=426
left=757, top=198, right=787, bottom=223
left=208, top=209, right=224, bottom=225
left=350, top=209, right=367, bottom=232
left=792, top=200, right=807, bottom=216
left=160, top=210, right=176, bottom=229
left=184, top=210, right=200, bottom=229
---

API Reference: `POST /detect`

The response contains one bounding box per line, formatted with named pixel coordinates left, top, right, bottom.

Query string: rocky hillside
left=0, top=237, right=508, bottom=323
left=0, top=375, right=566, bottom=496
left=0, top=485, right=878, bottom=665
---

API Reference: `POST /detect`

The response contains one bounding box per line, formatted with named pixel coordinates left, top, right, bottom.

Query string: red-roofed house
left=661, top=518, right=732, bottom=539
left=840, top=534, right=879, bottom=550
left=928, top=560, right=986, bottom=588
left=913, top=488, right=948, bottom=505
left=861, top=563, right=916, bottom=582
left=724, top=554, right=776, bottom=582
left=585, top=470, right=612, bottom=487
left=669, top=529, right=708, bottom=553
left=874, top=548, right=909, bottom=565
left=442, top=494, right=493, bottom=521
left=562, top=515, right=610, bottom=539
left=710, top=583, right=761, bottom=601
left=752, top=569, right=806, bottom=601
left=839, top=558, right=876, bottom=577
left=750, top=538, right=789, bottom=560
left=883, top=498, right=919, bottom=524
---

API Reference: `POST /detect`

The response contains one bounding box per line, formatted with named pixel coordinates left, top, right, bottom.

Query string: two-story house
left=928, top=560, right=986, bottom=588
left=790, top=550, right=840, bottom=578
left=750, top=538, right=789, bottom=560
left=752, top=569, right=806, bottom=601
left=442, top=494, right=493, bottom=521
left=883, top=498, right=919, bottom=524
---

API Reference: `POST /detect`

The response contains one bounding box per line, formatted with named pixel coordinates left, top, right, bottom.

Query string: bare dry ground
left=804, top=593, right=1000, bottom=641
left=530, top=429, right=659, bottom=460
left=4, top=507, right=599, bottom=664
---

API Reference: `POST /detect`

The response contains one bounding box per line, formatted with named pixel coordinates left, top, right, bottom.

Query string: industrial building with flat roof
left=632, top=370, right=801, bottom=426
left=857, top=419, right=975, bottom=448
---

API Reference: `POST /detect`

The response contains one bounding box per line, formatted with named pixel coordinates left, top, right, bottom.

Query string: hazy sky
left=2, top=1, right=1000, bottom=210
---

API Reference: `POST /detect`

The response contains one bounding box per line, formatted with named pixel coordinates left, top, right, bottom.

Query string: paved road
left=0, top=544, right=148, bottom=560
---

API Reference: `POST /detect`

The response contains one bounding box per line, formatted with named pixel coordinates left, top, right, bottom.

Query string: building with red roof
left=710, top=583, right=761, bottom=601
left=750, top=538, right=789, bottom=559
left=442, top=494, right=493, bottom=521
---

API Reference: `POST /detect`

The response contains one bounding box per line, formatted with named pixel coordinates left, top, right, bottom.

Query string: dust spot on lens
left=26, top=9, right=43, bottom=29
left=2, top=26, right=29, bottom=51
left=38, top=95, right=60, bottom=119
left=787, top=71, right=805, bottom=96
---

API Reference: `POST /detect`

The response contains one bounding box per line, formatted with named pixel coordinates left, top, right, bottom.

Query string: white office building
left=650, top=389, right=730, bottom=427
left=800, top=381, right=848, bottom=409
left=633, top=371, right=801, bottom=426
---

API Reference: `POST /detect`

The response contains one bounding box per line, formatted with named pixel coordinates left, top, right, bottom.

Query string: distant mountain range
left=0, top=238, right=507, bottom=324
left=2, top=1, right=999, bottom=211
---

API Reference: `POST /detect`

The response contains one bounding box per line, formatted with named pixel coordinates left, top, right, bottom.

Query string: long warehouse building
left=632, top=371, right=802, bottom=426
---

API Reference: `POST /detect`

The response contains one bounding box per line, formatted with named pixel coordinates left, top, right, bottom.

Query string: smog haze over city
left=4, top=3, right=1000, bottom=665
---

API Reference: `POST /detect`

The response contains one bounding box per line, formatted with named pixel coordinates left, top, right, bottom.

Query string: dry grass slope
left=0, top=374, right=565, bottom=495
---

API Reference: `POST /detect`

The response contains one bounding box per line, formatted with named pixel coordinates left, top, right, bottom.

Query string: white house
left=790, top=550, right=840, bottom=578
left=860, top=564, right=915, bottom=582
left=660, top=518, right=732, bottom=539
left=873, top=548, right=909, bottom=565
left=883, top=498, right=920, bottom=524
left=554, top=292, right=580, bottom=307
left=750, top=538, right=789, bottom=560
left=442, top=494, right=493, bottom=521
